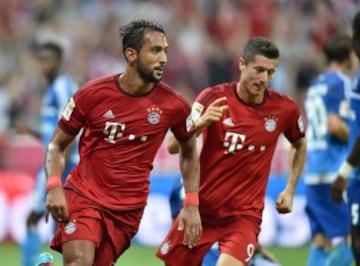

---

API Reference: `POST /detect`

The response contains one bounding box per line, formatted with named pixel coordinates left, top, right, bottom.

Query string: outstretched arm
left=44, top=127, right=76, bottom=223
left=276, top=137, right=307, bottom=214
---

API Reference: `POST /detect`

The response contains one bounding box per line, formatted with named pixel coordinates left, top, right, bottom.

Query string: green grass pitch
left=0, top=242, right=311, bottom=266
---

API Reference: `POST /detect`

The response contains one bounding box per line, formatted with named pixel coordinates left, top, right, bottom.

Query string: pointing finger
left=209, top=97, right=227, bottom=107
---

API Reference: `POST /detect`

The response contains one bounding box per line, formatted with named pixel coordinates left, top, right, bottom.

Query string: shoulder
left=82, top=74, right=117, bottom=89
left=76, top=74, right=117, bottom=97
left=320, top=71, right=349, bottom=92
left=52, top=75, right=75, bottom=89
left=196, top=82, right=233, bottom=103
left=53, top=75, right=78, bottom=93
left=267, top=89, right=299, bottom=111
left=156, top=81, right=190, bottom=109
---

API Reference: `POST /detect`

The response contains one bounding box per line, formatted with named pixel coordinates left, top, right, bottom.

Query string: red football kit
left=157, top=82, right=305, bottom=265
left=51, top=74, right=192, bottom=263
left=59, top=74, right=191, bottom=210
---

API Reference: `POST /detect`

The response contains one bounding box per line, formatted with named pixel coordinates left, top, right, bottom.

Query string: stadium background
left=0, top=0, right=359, bottom=265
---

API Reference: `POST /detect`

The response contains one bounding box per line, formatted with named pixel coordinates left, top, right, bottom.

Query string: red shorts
left=157, top=215, right=261, bottom=266
left=50, top=189, right=144, bottom=265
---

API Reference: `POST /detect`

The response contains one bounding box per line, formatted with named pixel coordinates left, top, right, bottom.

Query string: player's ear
left=125, top=47, right=137, bottom=64
left=239, top=57, right=246, bottom=71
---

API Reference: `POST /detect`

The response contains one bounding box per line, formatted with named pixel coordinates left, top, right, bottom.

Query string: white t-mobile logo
left=223, top=131, right=246, bottom=154
left=103, top=121, right=126, bottom=143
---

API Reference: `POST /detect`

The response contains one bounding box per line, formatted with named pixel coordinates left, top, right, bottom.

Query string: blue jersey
left=169, top=174, right=184, bottom=220
left=305, top=71, right=351, bottom=184
left=30, top=74, right=78, bottom=213
left=349, top=74, right=360, bottom=180
left=41, top=74, right=78, bottom=165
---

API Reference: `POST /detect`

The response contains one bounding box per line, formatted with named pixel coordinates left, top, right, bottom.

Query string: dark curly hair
left=119, top=19, right=165, bottom=61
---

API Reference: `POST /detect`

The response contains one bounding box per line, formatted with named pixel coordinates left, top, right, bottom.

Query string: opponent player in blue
left=167, top=135, right=281, bottom=266
left=304, top=33, right=354, bottom=266
left=21, top=41, right=78, bottom=266
left=332, top=10, right=360, bottom=266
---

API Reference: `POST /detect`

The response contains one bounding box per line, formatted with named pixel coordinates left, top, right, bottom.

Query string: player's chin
left=153, top=70, right=164, bottom=81
left=252, top=85, right=265, bottom=94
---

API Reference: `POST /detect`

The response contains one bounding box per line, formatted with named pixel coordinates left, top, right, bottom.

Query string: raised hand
left=195, top=97, right=229, bottom=130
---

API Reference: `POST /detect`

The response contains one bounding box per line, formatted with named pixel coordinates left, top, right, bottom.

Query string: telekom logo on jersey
left=102, top=121, right=148, bottom=144
left=103, top=122, right=126, bottom=143
left=223, top=131, right=266, bottom=154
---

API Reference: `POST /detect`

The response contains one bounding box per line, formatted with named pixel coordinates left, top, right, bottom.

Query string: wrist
left=46, top=175, right=62, bottom=192
left=284, top=185, right=296, bottom=196
left=183, top=192, right=199, bottom=207
left=338, top=161, right=354, bottom=179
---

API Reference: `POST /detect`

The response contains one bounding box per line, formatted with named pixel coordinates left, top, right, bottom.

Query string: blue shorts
left=306, top=184, right=350, bottom=238
left=202, top=244, right=219, bottom=266
left=348, top=179, right=360, bottom=227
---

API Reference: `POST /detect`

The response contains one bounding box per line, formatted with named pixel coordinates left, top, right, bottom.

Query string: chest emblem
left=223, top=117, right=234, bottom=126
left=147, top=107, right=162, bottom=124
left=264, top=115, right=278, bottom=132
left=103, top=109, right=115, bottom=119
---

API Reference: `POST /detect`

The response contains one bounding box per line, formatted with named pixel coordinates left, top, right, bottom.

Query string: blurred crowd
left=0, top=0, right=359, bottom=167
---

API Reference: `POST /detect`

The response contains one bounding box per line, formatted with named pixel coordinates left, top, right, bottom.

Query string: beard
left=136, top=60, right=162, bottom=83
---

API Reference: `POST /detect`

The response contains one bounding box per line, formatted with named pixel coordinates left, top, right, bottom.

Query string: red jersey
left=59, top=74, right=192, bottom=210
left=192, top=82, right=305, bottom=221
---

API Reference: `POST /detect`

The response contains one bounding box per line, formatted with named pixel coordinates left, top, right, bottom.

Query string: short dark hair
left=353, top=11, right=360, bottom=58
left=119, top=19, right=165, bottom=60
left=323, top=33, right=352, bottom=63
left=37, top=42, right=63, bottom=60
left=243, top=37, right=279, bottom=63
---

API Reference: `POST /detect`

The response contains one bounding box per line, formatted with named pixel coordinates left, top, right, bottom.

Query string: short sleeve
left=58, top=87, right=89, bottom=135
left=170, top=98, right=192, bottom=141
left=184, top=87, right=218, bottom=134
left=283, top=102, right=306, bottom=143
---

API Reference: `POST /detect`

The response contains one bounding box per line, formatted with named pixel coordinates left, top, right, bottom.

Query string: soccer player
left=21, top=41, right=78, bottom=266
left=43, top=20, right=201, bottom=266
left=157, top=37, right=307, bottom=266
left=304, top=33, right=354, bottom=266
left=167, top=135, right=281, bottom=266
left=332, top=11, right=360, bottom=266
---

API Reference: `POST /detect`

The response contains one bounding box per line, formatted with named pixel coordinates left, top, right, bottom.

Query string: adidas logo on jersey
left=223, top=117, right=234, bottom=126
left=103, top=110, right=115, bottom=119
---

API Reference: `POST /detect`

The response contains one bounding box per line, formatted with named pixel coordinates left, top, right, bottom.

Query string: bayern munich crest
left=147, top=107, right=162, bottom=124
left=264, top=115, right=278, bottom=132
left=64, top=220, right=77, bottom=235
left=160, top=241, right=171, bottom=255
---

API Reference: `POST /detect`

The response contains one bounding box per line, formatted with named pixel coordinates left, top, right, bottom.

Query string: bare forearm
left=178, top=135, right=200, bottom=193
left=45, top=143, right=66, bottom=179
left=180, top=151, right=200, bottom=193
left=286, top=138, right=307, bottom=194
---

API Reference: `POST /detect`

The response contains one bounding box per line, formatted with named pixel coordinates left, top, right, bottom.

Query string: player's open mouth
left=154, top=69, right=164, bottom=75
